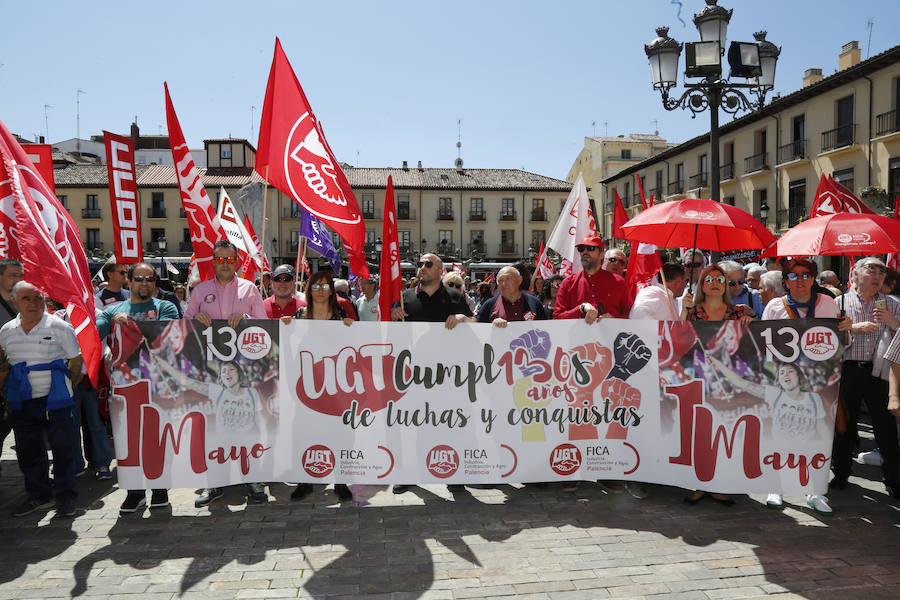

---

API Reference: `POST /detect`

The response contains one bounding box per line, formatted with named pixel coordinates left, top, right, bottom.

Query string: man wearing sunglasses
left=94, top=263, right=180, bottom=515
left=719, top=260, right=764, bottom=317
left=833, top=257, right=900, bottom=499
left=554, top=234, right=630, bottom=322
left=264, top=265, right=306, bottom=319
left=602, top=248, right=627, bottom=277
left=95, top=262, right=131, bottom=308
left=681, top=250, right=706, bottom=296
left=184, top=240, right=266, bottom=330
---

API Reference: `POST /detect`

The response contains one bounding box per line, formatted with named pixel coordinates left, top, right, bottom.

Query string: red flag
left=379, top=176, right=402, bottom=322
left=103, top=132, right=143, bottom=263
left=809, top=173, right=875, bottom=217
left=612, top=189, right=628, bottom=239
left=707, top=320, right=744, bottom=354
left=648, top=193, right=655, bottom=208
left=636, top=173, right=648, bottom=211
left=659, top=321, right=698, bottom=368
left=165, top=83, right=226, bottom=281
left=20, top=144, right=54, bottom=196
left=0, top=119, right=101, bottom=383
left=256, top=38, right=369, bottom=278
left=240, top=214, right=270, bottom=281
left=534, top=239, right=545, bottom=269
left=625, top=242, right=663, bottom=302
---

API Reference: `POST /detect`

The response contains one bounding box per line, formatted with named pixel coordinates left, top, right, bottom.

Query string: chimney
left=402, top=160, right=408, bottom=171
left=417, top=160, right=423, bottom=171
left=131, top=121, right=140, bottom=142
left=839, top=41, right=861, bottom=71
left=803, top=68, right=823, bottom=87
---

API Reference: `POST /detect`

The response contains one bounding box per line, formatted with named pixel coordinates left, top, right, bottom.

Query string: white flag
left=544, top=173, right=596, bottom=278
left=216, top=187, right=263, bottom=269
left=165, top=259, right=179, bottom=275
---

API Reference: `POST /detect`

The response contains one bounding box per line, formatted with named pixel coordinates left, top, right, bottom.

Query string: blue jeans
left=12, top=396, right=78, bottom=502
left=73, top=383, right=112, bottom=471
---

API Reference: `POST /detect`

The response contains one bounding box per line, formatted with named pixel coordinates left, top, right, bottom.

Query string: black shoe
left=119, top=492, right=147, bottom=515
left=57, top=498, right=77, bottom=517
left=246, top=483, right=268, bottom=504
left=149, top=490, right=170, bottom=508
left=830, top=477, right=848, bottom=490
left=447, top=484, right=464, bottom=492
left=195, top=487, right=224, bottom=508
left=334, top=484, right=353, bottom=502
left=12, top=497, right=54, bottom=517
left=291, top=483, right=314, bottom=500
left=392, top=485, right=411, bottom=494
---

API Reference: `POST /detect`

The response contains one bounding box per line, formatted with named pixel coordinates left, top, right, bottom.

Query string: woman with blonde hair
left=443, top=271, right=476, bottom=313
left=681, top=264, right=753, bottom=323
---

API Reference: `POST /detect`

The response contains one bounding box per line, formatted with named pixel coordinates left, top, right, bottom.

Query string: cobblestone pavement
left=1, top=430, right=899, bottom=600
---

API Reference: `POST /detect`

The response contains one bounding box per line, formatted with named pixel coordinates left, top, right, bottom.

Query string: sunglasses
left=417, top=260, right=435, bottom=269
left=131, top=275, right=156, bottom=282
left=786, top=272, right=812, bottom=281
left=576, top=245, right=600, bottom=253
left=865, top=264, right=887, bottom=274
left=310, top=283, right=330, bottom=292
left=685, top=261, right=704, bottom=268
left=213, top=256, right=237, bottom=264
left=727, top=279, right=746, bottom=287
left=446, top=282, right=462, bottom=289
left=704, top=275, right=726, bottom=284
left=273, top=275, right=293, bottom=282
left=604, top=256, right=625, bottom=265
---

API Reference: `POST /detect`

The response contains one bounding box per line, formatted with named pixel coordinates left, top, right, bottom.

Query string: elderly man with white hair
left=758, top=271, right=786, bottom=306
left=476, top=266, right=547, bottom=325
left=745, top=265, right=765, bottom=290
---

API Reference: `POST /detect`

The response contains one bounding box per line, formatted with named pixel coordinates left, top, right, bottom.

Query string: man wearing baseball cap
left=264, top=265, right=306, bottom=319
left=554, top=233, right=631, bottom=322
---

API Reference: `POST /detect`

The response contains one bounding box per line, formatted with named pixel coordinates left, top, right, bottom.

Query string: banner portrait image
left=110, top=318, right=843, bottom=495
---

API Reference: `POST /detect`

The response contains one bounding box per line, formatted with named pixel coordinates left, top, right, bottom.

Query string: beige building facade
left=602, top=42, right=900, bottom=245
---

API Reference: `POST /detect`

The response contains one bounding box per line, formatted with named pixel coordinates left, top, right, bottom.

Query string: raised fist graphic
left=608, top=332, right=651, bottom=381
left=509, top=329, right=551, bottom=377
left=601, top=378, right=642, bottom=440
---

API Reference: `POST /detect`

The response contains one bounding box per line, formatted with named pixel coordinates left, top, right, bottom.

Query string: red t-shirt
left=264, top=295, right=306, bottom=318
left=554, top=269, right=631, bottom=319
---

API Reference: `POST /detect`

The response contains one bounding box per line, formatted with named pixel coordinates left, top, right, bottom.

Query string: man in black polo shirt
left=391, top=253, right=473, bottom=494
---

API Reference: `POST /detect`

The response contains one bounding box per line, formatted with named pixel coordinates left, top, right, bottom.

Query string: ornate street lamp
left=157, top=236, right=167, bottom=280
left=645, top=0, right=780, bottom=205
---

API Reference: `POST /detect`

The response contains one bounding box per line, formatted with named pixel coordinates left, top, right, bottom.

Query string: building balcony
left=688, top=172, right=708, bottom=189
left=876, top=109, right=900, bottom=137
left=437, top=209, right=454, bottom=221
left=498, top=242, right=519, bottom=256
left=646, top=187, right=660, bottom=200
left=530, top=209, right=547, bottom=222
left=362, top=208, right=383, bottom=220
left=468, top=242, right=486, bottom=256
left=282, top=207, right=303, bottom=219
left=667, top=180, right=684, bottom=196
left=82, top=208, right=101, bottom=219
left=777, top=206, right=807, bottom=229
left=397, top=207, right=416, bottom=220
left=287, top=242, right=299, bottom=254
left=821, top=124, right=856, bottom=152
left=436, top=241, right=457, bottom=256
left=499, top=209, right=517, bottom=221
left=147, top=207, right=167, bottom=219
left=84, top=241, right=103, bottom=251
left=720, top=163, right=734, bottom=181
left=744, top=152, right=767, bottom=173
left=777, top=139, right=807, bottom=164
left=179, top=241, right=193, bottom=252
left=179, top=208, right=186, bottom=219
left=468, top=210, right=486, bottom=221
left=632, top=193, right=642, bottom=206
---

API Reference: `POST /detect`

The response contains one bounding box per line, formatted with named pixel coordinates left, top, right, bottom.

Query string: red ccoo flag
left=256, top=38, right=369, bottom=278
left=379, top=176, right=402, bottom=321
left=612, top=189, right=628, bottom=239
left=0, top=119, right=102, bottom=384
left=809, top=173, right=875, bottom=217
left=636, top=173, right=648, bottom=211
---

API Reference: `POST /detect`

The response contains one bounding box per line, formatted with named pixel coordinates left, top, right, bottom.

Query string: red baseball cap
left=577, top=233, right=605, bottom=249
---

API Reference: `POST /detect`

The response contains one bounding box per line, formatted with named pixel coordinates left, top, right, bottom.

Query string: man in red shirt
left=264, top=265, right=306, bottom=318
left=554, top=234, right=631, bottom=321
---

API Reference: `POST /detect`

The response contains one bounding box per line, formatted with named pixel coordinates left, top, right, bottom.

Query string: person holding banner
left=476, top=266, right=547, bottom=325
left=96, top=262, right=180, bottom=515
left=0, top=281, right=83, bottom=518
left=0, top=258, right=23, bottom=480
left=355, top=276, right=380, bottom=322
left=184, top=240, right=268, bottom=507
left=833, top=257, right=900, bottom=499
left=554, top=234, right=630, bottom=322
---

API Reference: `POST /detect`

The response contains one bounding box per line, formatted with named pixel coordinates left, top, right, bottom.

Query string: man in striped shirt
left=833, top=257, right=900, bottom=498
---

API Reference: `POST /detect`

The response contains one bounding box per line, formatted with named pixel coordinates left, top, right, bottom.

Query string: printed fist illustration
left=608, top=333, right=651, bottom=381
left=567, top=342, right=613, bottom=440
left=601, top=378, right=642, bottom=440
left=509, top=329, right=551, bottom=377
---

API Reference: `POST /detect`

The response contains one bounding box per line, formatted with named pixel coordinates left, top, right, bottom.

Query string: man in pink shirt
left=185, top=241, right=266, bottom=328
left=184, top=240, right=267, bottom=507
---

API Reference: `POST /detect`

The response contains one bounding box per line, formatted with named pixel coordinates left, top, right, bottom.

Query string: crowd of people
left=2, top=233, right=900, bottom=518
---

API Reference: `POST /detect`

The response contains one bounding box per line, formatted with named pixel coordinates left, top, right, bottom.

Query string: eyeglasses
left=576, top=245, right=600, bottom=253
left=273, top=275, right=293, bottom=282
left=213, top=256, right=237, bottom=264
left=703, top=275, right=726, bottom=284
left=310, top=283, right=330, bottom=292
left=446, top=282, right=462, bottom=289
left=416, top=260, right=435, bottom=269
left=727, top=279, right=746, bottom=287
left=604, top=256, right=625, bottom=265
left=131, top=275, right=156, bottom=282
left=786, top=272, right=812, bottom=281
left=864, top=264, right=887, bottom=274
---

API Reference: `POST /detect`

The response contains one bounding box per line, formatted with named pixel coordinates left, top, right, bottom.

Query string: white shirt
left=629, top=285, right=680, bottom=320
left=762, top=294, right=839, bottom=320
left=356, top=292, right=381, bottom=322
left=0, top=312, right=81, bottom=398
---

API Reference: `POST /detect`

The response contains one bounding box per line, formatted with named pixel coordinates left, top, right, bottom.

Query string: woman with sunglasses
left=290, top=270, right=355, bottom=503
left=540, top=275, right=564, bottom=317
left=443, top=272, right=476, bottom=314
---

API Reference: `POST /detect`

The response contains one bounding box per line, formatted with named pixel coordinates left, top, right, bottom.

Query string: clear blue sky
left=2, top=0, right=897, bottom=180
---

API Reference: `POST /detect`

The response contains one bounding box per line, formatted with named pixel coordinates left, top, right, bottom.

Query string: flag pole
left=260, top=166, right=270, bottom=267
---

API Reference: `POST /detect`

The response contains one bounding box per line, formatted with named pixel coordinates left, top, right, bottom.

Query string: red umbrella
left=621, top=198, right=776, bottom=252
left=761, top=212, right=900, bottom=257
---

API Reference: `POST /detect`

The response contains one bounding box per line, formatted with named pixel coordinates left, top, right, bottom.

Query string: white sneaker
left=765, top=493, right=783, bottom=509
left=857, top=449, right=883, bottom=466
left=806, top=494, right=833, bottom=515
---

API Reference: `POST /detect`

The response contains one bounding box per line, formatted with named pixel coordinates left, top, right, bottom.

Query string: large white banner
left=109, top=318, right=843, bottom=495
